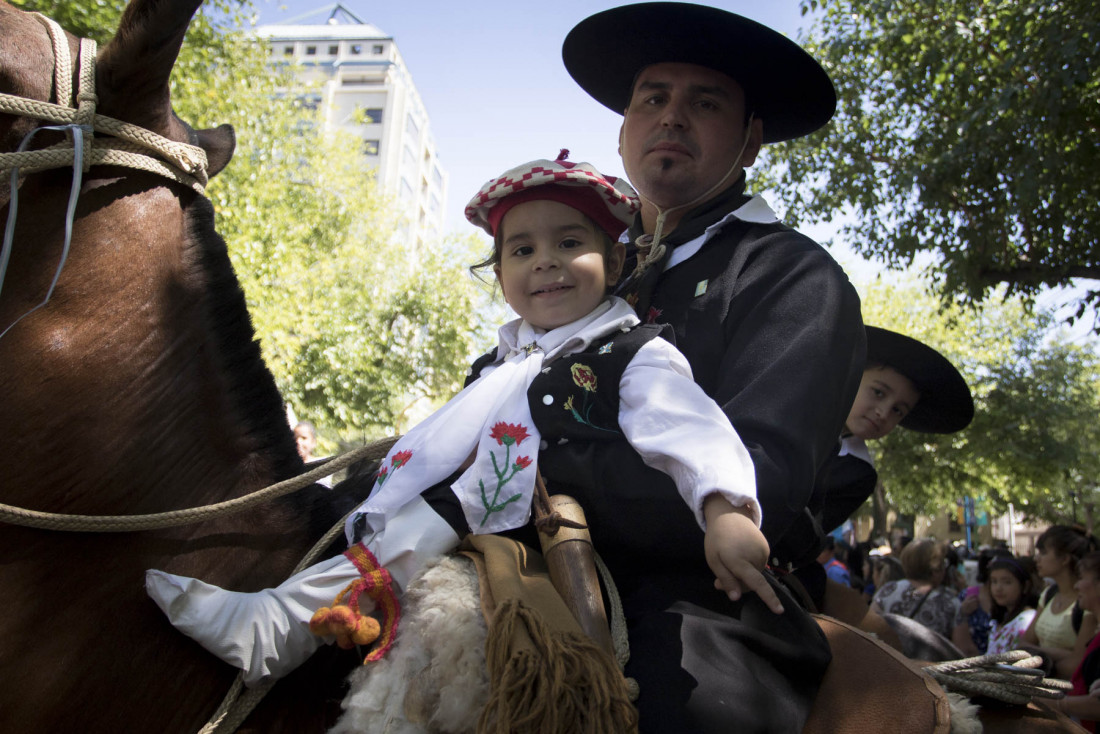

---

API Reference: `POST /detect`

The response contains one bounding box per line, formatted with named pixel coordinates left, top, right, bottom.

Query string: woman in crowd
left=1021, top=525, right=1098, bottom=678
left=871, top=538, right=960, bottom=639
left=1043, top=551, right=1100, bottom=730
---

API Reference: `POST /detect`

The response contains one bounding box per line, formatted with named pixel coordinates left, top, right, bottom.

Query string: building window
left=283, top=45, right=294, bottom=56
left=328, top=45, right=338, bottom=55
left=353, top=106, right=383, bottom=124
left=305, top=45, right=316, bottom=55
left=405, top=115, right=420, bottom=140
left=350, top=44, right=362, bottom=54
left=372, top=44, right=384, bottom=54
left=363, top=140, right=380, bottom=156
left=432, top=165, right=443, bottom=187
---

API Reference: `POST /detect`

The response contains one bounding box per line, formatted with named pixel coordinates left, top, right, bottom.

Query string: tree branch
left=979, top=264, right=1100, bottom=287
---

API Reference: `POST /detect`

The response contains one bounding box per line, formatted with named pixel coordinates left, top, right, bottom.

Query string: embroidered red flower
left=571, top=363, right=597, bottom=392
left=514, top=455, right=532, bottom=470
left=490, top=422, right=530, bottom=447
left=645, top=306, right=663, bottom=324
left=391, top=450, right=413, bottom=469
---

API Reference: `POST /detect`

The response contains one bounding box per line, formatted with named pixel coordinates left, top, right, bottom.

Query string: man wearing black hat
left=552, top=3, right=864, bottom=566
left=537, top=3, right=866, bottom=731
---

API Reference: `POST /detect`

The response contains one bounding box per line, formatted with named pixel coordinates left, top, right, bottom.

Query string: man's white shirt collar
left=620, top=194, right=779, bottom=272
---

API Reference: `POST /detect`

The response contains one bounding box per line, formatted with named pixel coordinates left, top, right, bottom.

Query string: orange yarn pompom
left=351, top=615, right=381, bottom=646
left=310, top=604, right=381, bottom=650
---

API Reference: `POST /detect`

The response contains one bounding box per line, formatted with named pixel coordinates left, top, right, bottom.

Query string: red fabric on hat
left=486, top=183, right=629, bottom=241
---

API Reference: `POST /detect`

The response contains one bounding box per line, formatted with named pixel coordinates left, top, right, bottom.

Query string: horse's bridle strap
left=0, top=13, right=209, bottom=193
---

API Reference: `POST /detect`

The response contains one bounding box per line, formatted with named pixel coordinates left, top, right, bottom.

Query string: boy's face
left=494, top=199, right=624, bottom=330
left=293, top=425, right=316, bottom=460
left=846, top=366, right=920, bottom=440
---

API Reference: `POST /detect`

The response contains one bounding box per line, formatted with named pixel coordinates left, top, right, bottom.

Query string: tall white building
left=255, top=4, right=447, bottom=247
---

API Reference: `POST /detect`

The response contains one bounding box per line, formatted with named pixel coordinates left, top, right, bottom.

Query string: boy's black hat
left=562, top=2, right=836, bottom=143
left=866, top=326, right=974, bottom=434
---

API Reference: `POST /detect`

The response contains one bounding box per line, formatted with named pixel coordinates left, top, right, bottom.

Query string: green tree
left=758, top=0, right=1100, bottom=325
left=17, top=0, right=489, bottom=443
left=857, top=277, right=1100, bottom=528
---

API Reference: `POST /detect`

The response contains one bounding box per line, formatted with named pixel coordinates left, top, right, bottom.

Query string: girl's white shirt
left=356, top=296, right=759, bottom=549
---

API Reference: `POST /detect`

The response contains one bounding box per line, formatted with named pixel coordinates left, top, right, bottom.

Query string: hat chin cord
left=631, top=114, right=755, bottom=278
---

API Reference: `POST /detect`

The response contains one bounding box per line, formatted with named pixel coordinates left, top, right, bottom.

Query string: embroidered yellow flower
left=571, top=363, right=597, bottom=392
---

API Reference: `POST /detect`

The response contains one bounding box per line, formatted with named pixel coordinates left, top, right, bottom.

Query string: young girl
left=1022, top=525, right=1099, bottom=677
left=985, top=556, right=1039, bottom=654
left=145, top=153, right=800, bottom=706
left=952, top=548, right=1012, bottom=655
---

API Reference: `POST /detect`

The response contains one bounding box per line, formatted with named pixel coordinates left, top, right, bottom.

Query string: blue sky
left=249, top=0, right=813, bottom=235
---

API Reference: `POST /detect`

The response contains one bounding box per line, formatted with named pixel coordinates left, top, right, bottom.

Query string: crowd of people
left=824, top=525, right=1100, bottom=730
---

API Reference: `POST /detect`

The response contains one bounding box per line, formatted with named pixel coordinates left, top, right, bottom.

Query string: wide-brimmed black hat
left=562, top=2, right=836, bottom=143
left=866, top=326, right=974, bottom=434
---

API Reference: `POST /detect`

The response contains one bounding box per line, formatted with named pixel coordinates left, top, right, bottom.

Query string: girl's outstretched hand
left=703, top=494, right=784, bottom=614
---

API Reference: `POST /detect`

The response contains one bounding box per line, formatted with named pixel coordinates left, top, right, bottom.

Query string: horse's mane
left=184, top=195, right=304, bottom=485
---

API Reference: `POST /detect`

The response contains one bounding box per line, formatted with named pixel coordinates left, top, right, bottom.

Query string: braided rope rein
left=924, top=650, right=1073, bottom=706
left=0, top=436, right=398, bottom=532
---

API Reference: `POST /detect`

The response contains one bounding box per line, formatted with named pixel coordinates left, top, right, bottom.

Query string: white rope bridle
left=0, top=13, right=211, bottom=340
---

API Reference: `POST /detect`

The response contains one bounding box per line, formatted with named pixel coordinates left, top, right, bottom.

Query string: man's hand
left=703, top=494, right=784, bottom=614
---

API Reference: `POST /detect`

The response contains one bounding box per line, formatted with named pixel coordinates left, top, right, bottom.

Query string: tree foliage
left=757, top=0, right=1100, bottom=325
left=857, top=277, right=1100, bottom=528
left=15, top=0, right=489, bottom=445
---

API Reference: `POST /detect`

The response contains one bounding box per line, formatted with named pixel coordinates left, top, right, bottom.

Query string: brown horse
left=0, top=0, right=368, bottom=730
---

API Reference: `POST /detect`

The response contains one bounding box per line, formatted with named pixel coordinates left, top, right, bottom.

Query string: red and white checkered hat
left=465, top=150, right=639, bottom=239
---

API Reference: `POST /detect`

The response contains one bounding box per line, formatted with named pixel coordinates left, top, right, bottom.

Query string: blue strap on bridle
left=0, top=122, right=92, bottom=341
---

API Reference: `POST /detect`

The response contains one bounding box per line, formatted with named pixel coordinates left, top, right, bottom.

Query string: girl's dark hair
left=873, top=555, right=905, bottom=584
left=988, top=556, right=1039, bottom=624
left=1036, top=525, right=1099, bottom=577
left=977, top=547, right=1013, bottom=584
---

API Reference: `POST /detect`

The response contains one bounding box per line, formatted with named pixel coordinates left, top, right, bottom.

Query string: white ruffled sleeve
left=618, top=337, right=760, bottom=530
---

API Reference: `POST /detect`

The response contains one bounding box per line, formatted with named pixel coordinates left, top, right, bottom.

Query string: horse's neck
left=0, top=176, right=301, bottom=515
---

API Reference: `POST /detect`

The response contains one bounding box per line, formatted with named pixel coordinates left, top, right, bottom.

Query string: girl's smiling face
left=494, top=199, right=624, bottom=330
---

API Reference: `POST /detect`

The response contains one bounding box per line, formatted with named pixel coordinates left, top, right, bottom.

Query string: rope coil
left=925, top=650, right=1073, bottom=705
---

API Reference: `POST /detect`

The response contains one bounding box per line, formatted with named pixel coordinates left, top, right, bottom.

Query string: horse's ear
left=195, top=124, right=235, bottom=177
left=96, top=0, right=204, bottom=128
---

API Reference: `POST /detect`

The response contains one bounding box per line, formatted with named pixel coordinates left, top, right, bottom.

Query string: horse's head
left=0, top=0, right=235, bottom=177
